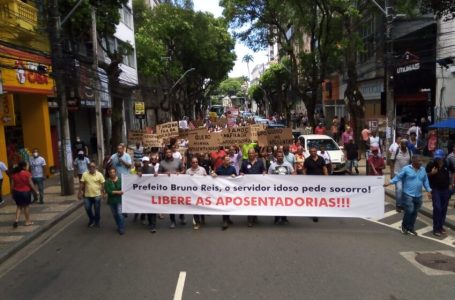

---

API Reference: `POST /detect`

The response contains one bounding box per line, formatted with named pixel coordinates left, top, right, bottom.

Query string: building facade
left=0, top=0, right=55, bottom=194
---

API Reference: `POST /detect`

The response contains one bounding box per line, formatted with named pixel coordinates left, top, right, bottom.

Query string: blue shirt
left=390, top=165, right=431, bottom=197
left=30, top=156, right=46, bottom=178
left=110, top=153, right=132, bottom=175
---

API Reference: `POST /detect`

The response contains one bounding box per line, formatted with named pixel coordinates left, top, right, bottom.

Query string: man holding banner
left=158, top=147, right=186, bottom=229
left=268, top=151, right=295, bottom=225
left=240, top=148, right=266, bottom=227
left=212, top=155, right=237, bottom=230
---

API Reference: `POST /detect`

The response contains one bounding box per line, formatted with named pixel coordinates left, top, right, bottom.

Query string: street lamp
left=169, top=67, right=196, bottom=121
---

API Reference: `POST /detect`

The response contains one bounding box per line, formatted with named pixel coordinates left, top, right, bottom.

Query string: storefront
left=0, top=44, right=55, bottom=194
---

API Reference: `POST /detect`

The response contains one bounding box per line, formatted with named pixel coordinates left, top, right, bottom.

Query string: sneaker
left=433, top=231, right=442, bottom=237
left=150, top=228, right=157, bottom=234
left=222, top=221, right=229, bottom=230
left=401, top=226, right=408, bottom=235
left=88, top=222, right=95, bottom=228
left=441, top=228, right=447, bottom=234
left=193, top=224, right=200, bottom=230
left=0, top=199, right=5, bottom=205
left=408, top=229, right=418, bottom=236
left=169, top=222, right=176, bottom=229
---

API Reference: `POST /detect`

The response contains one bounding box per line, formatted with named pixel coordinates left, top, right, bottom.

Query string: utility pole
left=48, top=0, right=74, bottom=195
left=384, top=0, right=395, bottom=160
left=91, top=6, right=105, bottom=167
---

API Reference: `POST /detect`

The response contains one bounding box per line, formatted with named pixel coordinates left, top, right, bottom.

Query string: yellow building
left=0, top=0, right=55, bottom=194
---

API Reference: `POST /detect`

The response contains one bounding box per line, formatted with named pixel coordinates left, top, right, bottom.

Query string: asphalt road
left=0, top=204, right=454, bottom=300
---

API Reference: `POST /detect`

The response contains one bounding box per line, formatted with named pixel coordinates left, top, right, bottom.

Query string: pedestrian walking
left=30, top=148, right=46, bottom=204
left=268, top=151, right=295, bottom=225
left=344, top=137, right=360, bottom=175
left=390, top=139, right=412, bottom=212
left=108, top=144, right=132, bottom=176
left=385, top=155, right=432, bottom=236
left=212, top=156, right=237, bottom=230
left=186, top=157, right=207, bottom=230
left=136, top=156, right=159, bottom=232
left=0, top=159, right=8, bottom=206
left=78, top=162, right=105, bottom=228
left=73, top=150, right=90, bottom=181
left=105, top=167, right=125, bottom=235
left=367, top=146, right=385, bottom=176
left=131, top=142, right=144, bottom=162
left=11, top=161, right=38, bottom=227
left=304, top=146, right=328, bottom=223
left=240, top=148, right=266, bottom=227
left=426, top=149, right=452, bottom=236
left=319, top=146, right=332, bottom=175
left=158, top=147, right=186, bottom=228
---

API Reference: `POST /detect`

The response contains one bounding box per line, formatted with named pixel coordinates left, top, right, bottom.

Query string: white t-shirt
left=0, top=161, right=7, bottom=180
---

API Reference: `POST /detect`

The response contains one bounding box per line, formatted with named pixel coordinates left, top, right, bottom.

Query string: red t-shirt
left=368, top=156, right=385, bottom=175
left=210, top=150, right=226, bottom=171
left=12, top=170, right=32, bottom=192
left=314, top=126, right=326, bottom=135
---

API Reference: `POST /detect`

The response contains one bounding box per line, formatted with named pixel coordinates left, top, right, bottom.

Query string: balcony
left=0, top=0, right=49, bottom=52
left=0, top=0, right=38, bottom=31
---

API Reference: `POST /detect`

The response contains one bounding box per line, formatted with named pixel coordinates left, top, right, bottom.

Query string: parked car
left=254, top=115, right=269, bottom=125
left=298, top=134, right=346, bottom=174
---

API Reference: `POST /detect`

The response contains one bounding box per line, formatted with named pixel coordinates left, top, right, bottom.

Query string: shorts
left=13, top=190, right=32, bottom=207
left=346, top=159, right=358, bottom=169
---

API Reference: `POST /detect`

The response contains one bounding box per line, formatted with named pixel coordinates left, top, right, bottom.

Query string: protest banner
left=188, top=131, right=223, bottom=153
left=249, top=124, right=266, bottom=142
left=122, top=175, right=385, bottom=218
left=156, top=121, right=179, bottom=139
left=257, top=128, right=293, bottom=147
left=142, top=133, right=162, bottom=148
left=222, top=127, right=252, bottom=146
left=216, top=118, right=228, bottom=128
left=128, top=130, right=145, bottom=144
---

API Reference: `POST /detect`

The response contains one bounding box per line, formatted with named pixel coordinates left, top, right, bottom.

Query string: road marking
left=382, top=209, right=397, bottom=219
left=416, top=226, right=432, bottom=236
left=173, top=271, right=187, bottom=300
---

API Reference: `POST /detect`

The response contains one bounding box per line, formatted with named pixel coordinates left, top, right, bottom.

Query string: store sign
left=396, top=51, right=420, bottom=74
left=0, top=94, right=16, bottom=126
left=134, top=102, right=145, bottom=119
left=0, top=45, right=54, bottom=95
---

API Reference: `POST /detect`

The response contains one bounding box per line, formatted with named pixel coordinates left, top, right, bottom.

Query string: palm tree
left=242, top=54, right=254, bottom=81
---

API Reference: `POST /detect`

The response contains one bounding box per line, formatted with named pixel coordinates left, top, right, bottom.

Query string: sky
left=192, top=0, right=268, bottom=78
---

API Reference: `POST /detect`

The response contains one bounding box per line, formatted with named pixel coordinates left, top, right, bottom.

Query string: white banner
left=122, top=175, right=385, bottom=218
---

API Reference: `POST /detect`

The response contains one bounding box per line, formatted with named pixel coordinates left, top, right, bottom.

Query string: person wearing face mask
left=73, top=150, right=90, bottom=181
left=30, top=148, right=46, bottom=204
left=73, top=136, right=88, bottom=158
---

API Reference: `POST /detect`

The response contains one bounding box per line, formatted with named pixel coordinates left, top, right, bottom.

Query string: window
left=123, top=52, right=136, bottom=69
left=119, top=5, right=133, bottom=28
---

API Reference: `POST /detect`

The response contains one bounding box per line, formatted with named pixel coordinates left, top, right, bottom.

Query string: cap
left=78, top=150, right=84, bottom=155
left=141, top=156, right=150, bottom=162
left=434, top=149, right=445, bottom=159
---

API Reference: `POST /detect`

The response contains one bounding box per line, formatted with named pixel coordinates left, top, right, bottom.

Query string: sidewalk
left=0, top=175, right=81, bottom=264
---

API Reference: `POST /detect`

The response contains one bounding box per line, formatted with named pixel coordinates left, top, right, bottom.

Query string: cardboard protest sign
left=188, top=132, right=223, bottom=153
left=179, top=127, right=208, bottom=140
left=142, top=134, right=162, bottom=148
left=222, top=127, right=252, bottom=146
left=156, top=121, right=179, bottom=139
left=257, top=128, right=293, bottom=147
left=249, top=124, right=266, bottom=142
left=128, top=130, right=145, bottom=144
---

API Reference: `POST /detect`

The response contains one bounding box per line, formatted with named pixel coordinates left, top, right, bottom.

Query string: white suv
left=298, top=134, right=346, bottom=174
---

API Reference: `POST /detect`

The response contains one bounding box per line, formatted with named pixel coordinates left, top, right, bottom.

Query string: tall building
left=0, top=0, right=56, bottom=194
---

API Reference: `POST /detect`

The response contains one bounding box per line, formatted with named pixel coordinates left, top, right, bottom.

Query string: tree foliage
left=248, top=84, right=264, bottom=102
left=135, top=3, right=236, bottom=120
left=218, top=77, right=245, bottom=97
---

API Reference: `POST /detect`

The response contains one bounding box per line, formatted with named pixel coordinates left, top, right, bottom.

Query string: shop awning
left=429, top=118, right=455, bottom=129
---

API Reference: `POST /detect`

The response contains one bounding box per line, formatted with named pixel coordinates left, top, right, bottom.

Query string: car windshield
left=307, top=139, right=340, bottom=151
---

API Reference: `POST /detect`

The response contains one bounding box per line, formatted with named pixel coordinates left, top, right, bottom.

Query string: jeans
left=395, top=180, right=403, bottom=207
left=431, top=188, right=450, bottom=232
left=84, top=196, right=101, bottom=225
left=147, top=214, right=157, bottom=229
left=32, top=177, right=44, bottom=202
left=170, top=214, right=185, bottom=223
left=402, top=194, right=422, bottom=231
left=109, top=203, right=125, bottom=232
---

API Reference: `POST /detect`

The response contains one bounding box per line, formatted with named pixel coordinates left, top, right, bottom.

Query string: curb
left=385, top=189, right=455, bottom=231
left=0, top=200, right=83, bottom=265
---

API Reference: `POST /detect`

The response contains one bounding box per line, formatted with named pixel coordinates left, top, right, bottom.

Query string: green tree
left=248, top=83, right=265, bottom=113
left=135, top=4, right=236, bottom=121
left=218, top=78, right=243, bottom=97
left=242, top=54, right=254, bottom=80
